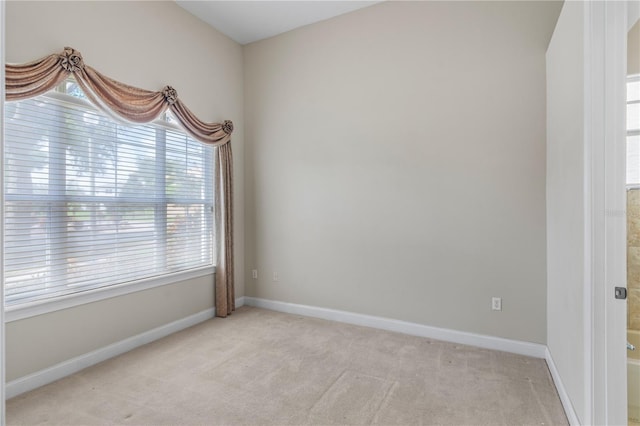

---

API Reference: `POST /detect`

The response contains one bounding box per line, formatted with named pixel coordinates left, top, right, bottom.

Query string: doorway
left=1, top=1, right=5, bottom=423
left=628, top=12, right=640, bottom=426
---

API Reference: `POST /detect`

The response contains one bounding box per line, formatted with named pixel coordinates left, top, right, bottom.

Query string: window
left=4, top=78, right=214, bottom=307
left=627, top=75, right=640, bottom=185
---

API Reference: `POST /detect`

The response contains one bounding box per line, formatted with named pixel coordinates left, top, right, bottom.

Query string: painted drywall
left=546, top=1, right=587, bottom=422
left=630, top=19, right=640, bottom=75
left=5, top=276, right=213, bottom=382
left=244, top=1, right=561, bottom=344
left=5, top=0, right=244, bottom=380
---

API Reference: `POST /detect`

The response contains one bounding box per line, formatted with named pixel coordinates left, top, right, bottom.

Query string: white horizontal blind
left=4, top=86, right=214, bottom=307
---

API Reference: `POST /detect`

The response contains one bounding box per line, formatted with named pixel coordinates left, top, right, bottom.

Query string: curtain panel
left=215, top=143, right=235, bottom=317
left=5, top=47, right=235, bottom=318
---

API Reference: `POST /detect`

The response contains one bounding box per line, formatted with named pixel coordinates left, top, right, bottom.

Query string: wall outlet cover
left=492, top=297, right=502, bottom=311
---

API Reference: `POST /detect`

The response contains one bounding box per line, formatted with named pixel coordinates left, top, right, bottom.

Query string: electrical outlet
left=492, top=297, right=502, bottom=311
left=252, top=269, right=258, bottom=279
left=273, top=272, right=279, bottom=281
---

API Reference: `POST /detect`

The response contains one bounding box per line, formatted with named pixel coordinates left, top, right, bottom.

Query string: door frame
left=1, top=0, right=6, bottom=423
left=586, top=1, right=629, bottom=424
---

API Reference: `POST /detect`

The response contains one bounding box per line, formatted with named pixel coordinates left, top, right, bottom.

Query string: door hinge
left=615, top=287, right=627, bottom=300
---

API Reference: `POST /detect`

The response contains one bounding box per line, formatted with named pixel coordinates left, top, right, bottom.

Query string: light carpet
left=7, top=306, right=568, bottom=425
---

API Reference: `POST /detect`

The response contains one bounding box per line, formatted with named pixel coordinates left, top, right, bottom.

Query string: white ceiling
left=175, top=1, right=382, bottom=45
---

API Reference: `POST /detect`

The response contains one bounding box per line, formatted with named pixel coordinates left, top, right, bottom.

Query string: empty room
left=0, top=0, right=637, bottom=425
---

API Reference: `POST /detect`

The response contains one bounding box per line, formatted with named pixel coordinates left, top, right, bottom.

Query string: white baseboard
left=545, top=348, right=580, bottom=425
left=242, top=298, right=580, bottom=422
left=6, top=307, right=216, bottom=399
left=7, top=294, right=572, bottom=424
left=243, top=296, right=581, bottom=425
left=243, top=297, right=547, bottom=358
left=7, top=295, right=247, bottom=399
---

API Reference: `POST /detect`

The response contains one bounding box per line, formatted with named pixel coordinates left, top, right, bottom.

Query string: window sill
left=4, top=266, right=216, bottom=323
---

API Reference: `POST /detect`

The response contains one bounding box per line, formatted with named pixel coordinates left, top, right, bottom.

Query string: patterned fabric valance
left=5, top=47, right=233, bottom=146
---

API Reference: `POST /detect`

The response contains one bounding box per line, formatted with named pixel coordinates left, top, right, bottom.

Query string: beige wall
left=6, top=276, right=213, bottom=381
left=244, top=1, right=561, bottom=344
left=546, top=1, right=587, bottom=422
left=5, top=1, right=244, bottom=380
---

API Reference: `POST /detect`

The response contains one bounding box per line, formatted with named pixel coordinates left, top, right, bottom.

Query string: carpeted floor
left=7, top=306, right=568, bottom=425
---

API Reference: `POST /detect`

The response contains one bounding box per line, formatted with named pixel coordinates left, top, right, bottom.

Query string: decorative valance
left=5, top=47, right=233, bottom=147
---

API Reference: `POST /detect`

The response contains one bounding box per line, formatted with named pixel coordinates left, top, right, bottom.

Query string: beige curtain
left=215, top=144, right=234, bottom=317
left=6, top=47, right=235, bottom=317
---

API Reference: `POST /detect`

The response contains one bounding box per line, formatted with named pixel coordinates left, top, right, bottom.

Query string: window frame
left=626, top=74, right=640, bottom=189
left=4, top=83, right=216, bottom=322
left=628, top=74, right=640, bottom=138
